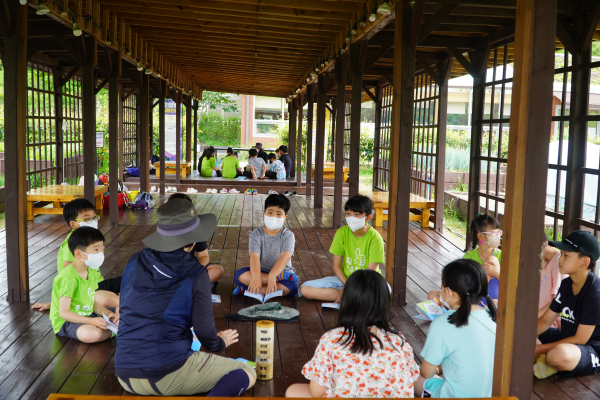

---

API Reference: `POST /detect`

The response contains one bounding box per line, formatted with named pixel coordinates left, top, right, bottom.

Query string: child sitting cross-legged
left=536, top=230, right=600, bottom=378
left=286, top=270, right=420, bottom=398
left=414, top=259, right=497, bottom=398
left=233, top=194, right=299, bottom=296
left=300, top=195, right=386, bottom=302
left=50, top=227, right=119, bottom=343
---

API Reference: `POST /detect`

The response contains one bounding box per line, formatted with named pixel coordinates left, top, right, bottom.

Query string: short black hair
left=264, top=194, right=290, bottom=215
left=168, top=193, right=193, bottom=203
left=63, top=198, right=96, bottom=226
left=268, top=152, right=277, bottom=161
left=279, top=145, right=288, bottom=153
left=249, top=148, right=258, bottom=157
left=234, top=151, right=238, bottom=156
left=227, top=147, right=234, bottom=155
left=68, top=226, right=105, bottom=254
left=344, top=195, right=372, bottom=215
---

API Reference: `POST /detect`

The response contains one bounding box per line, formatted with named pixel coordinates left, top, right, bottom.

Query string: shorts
left=233, top=267, right=298, bottom=297
left=118, top=351, right=257, bottom=396
left=422, top=377, right=445, bottom=398
left=299, top=276, right=392, bottom=297
left=98, top=276, right=122, bottom=294
left=539, top=327, right=600, bottom=377
left=56, top=307, right=116, bottom=341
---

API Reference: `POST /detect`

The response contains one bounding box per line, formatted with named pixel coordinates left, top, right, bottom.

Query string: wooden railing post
left=334, top=54, right=348, bottom=229
left=139, top=74, right=150, bottom=193
left=186, top=95, right=192, bottom=163
left=159, top=81, right=167, bottom=196
left=306, top=84, right=315, bottom=196
left=349, top=41, right=368, bottom=198
left=82, top=35, right=98, bottom=205
left=176, top=91, right=182, bottom=184
left=289, top=100, right=297, bottom=178
left=108, top=48, right=122, bottom=226
left=493, top=0, right=557, bottom=397
left=297, top=94, right=303, bottom=187
left=314, top=73, right=328, bottom=209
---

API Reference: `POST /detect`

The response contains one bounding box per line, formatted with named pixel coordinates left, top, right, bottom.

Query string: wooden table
left=366, top=191, right=435, bottom=228
left=26, top=185, right=108, bottom=221
left=154, top=161, right=193, bottom=178
left=311, top=162, right=349, bottom=182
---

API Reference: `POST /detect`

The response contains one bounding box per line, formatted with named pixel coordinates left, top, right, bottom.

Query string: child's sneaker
left=229, top=188, right=240, bottom=194
left=206, top=188, right=213, bottom=193
left=244, top=188, right=252, bottom=195
left=188, top=188, right=198, bottom=193
left=252, top=189, right=258, bottom=195
left=151, top=186, right=157, bottom=193
left=276, top=270, right=299, bottom=283
left=220, top=188, right=228, bottom=194
left=268, top=190, right=278, bottom=194
left=232, top=287, right=245, bottom=295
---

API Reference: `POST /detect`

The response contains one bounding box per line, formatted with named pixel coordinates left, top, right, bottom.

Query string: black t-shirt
left=550, top=271, right=600, bottom=352
left=258, top=151, right=268, bottom=164
left=193, top=241, right=208, bottom=255
left=279, top=154, right=292, bottom=177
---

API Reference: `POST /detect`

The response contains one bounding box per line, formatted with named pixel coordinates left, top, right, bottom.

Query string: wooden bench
left=367, top=191, right=435, bottom=228
left=154, top=161, right=193, bottom=178
left=26, top=185, right=108, bottom=221
left=311, top=162, right=349, bottom=182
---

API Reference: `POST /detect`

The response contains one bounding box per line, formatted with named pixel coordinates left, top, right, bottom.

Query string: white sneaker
left=229, top=188, right=240, bottom=194
left=151, top=186, right=157, bottom=193
left=220, top=188, right=228, bottom=194
left=268, top=190, right=278, bottom=195
left=188, top=188, right=198, bottom=193
left=205, top=188, right=213, bottom=193
left=211, top=188, right=218, bottom=193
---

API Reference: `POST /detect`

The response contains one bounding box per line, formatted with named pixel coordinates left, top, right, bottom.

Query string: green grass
left=359, top=164, right=373, bottom=193
left=443, top=198, right=468, bottom=248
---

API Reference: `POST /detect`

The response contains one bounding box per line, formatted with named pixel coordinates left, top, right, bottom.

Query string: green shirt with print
left=201, top=157, right=216, bottom=177
left=221, top=155, right=240, bottom=178
left=329, top=225, right=385, bottom=278
left=50, top=264, right=104, bottom=333
left=462, top=248, right=502, bottom=264
left=57, top=230, right=76, bottom=274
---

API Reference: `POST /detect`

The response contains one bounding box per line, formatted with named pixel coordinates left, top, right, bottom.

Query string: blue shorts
left=299, top=276, right=392, bottom=297
left=539, top=328, right=600, bottom=377
left=234, top=267, right=298, bottom=297
left=422, top=377, right=445, bottom=398
left=56, top=307, right=116, bottom=341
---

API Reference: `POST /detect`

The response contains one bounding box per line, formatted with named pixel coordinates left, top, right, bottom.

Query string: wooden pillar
left=372, top=86, right=382, bottom=189
left=330, top=99, right=337, bottom=162
left=296, top=94, right=303, bottom=187
left=185, top=95, right=192, bottom=163
left=289, top=101, right=297, bottom=178
left=306, top=84, right=315, bottom=196
left=176, top=91, right=182, bottom=184
left=139, top=74, right=150, bottom=193
left=4, top=0, right=29, bottom=302
left=563, top=11, right=591, bottom=235
left=118, top=88, right=124, bottom=182
left=433, top=59, right=454, bottom=232
left=334, top=55, right=349, bottom=229
left=387, top=1, right=416, bottom=306
left=159, top=81, right=167, bottom=195
left=149, top=99, right=154, bottom=157
left=193, top=99, right=198, bottom=170
left=82, top=36, right=98, bottom=205
left=52, top=67, right=64, bottom=184
left=493, top=0, right=557, bottom=397
left=314, top=73, right=328, bottom=208
left=108, top=49, right=122, bottom=226
left=349, top=41, right=368, bottom=198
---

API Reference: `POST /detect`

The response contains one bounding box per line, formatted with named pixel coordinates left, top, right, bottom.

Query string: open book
left=244, top=289, right=283, bottom=304
left=322, top=303, right=340, bottom=310
left=102, top=313, right=118, bottom=334
left=414, top=299, right=447, bottom=321
left=212, top=294, right=221, bottom=304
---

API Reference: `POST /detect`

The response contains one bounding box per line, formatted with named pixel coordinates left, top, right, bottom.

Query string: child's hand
left=249, top=277, right=262, bottom=294
left=428, top=290, right=441, bottom=301
left=334, top=288, right=344, bottom=303
left=106, top=312, right=120, bottom=326
left=218, top=329, right=239, bottom=347
left=541, top=246, right=559, bottom=268
left=91, top=317, right=109, bottom=330
left=266, top=274, right=278, bottom=294
left=483, top=256, right=501, bottom=279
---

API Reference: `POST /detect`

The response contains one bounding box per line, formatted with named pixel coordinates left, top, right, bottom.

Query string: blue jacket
left=115, top=248, right=224, bottom=378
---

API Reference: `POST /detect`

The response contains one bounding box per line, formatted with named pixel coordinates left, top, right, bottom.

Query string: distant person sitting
left=197, top=145, right=214, bottom=174
left=266, top=153, right=286, bottom=180
left=255, top=143, right=268, bottom=164
left=244, top=148, right=267, bottom=180
left=278, top=145, right=292, bottom=178
left=221, top=147, right=243, bottom=178
left=200, top=147, right=222, bottom=178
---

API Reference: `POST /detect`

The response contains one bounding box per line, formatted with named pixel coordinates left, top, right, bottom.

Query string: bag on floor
left=224, top=302, right=299, bottom=322
left=104, top=192, right=129, bottom=209
left=130, top=192, right=155, bottom=209
left=127, top=167, right=140, bottom=177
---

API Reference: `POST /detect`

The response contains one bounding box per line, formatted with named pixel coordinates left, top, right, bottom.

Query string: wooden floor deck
left=0, top=194, right=598, bottom=399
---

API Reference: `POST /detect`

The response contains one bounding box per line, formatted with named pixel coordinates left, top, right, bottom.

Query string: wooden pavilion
left=1, top=0, right=599, bottom=398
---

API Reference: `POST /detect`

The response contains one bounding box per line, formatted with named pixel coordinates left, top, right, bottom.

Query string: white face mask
left=439, top=287, right=458, bottom=310
left=78, top=220, right=98, bottom=229
left=346, top=216, right=366, bottom=232
left=81, top=251, right=104, bottom=270
left=482, top=233, right=501, bottom=249
left=264, top=215, right=285, bottom=231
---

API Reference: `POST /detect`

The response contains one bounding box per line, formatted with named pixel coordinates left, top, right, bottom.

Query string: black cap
left=549, top=230, right=600, bottom=260
left=254, top=142, right=263, bottom=149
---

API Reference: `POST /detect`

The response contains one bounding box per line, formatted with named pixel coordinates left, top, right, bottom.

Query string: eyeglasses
left=482, top=230, right=502, bottom=236
left=75, top=215, right=100, bottom=223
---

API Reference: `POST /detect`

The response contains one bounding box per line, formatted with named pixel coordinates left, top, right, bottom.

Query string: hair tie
left=465, top=293, right=470, bottom=297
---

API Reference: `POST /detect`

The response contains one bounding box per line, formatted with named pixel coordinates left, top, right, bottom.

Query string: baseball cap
left=549, top=230, right=600, bottom=260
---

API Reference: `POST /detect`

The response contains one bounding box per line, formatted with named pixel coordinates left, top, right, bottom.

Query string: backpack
left=130, top=192, right=155, bottom=209
left=127, top=167, right=140, bottom=177
left=103, top=180, right=129, bottom=209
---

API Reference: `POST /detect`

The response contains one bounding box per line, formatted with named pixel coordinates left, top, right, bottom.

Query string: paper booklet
left=414, top=299, right=447, bottom=321
left=322, top=303, right=340, bottom=309
left=244, top=289, right=283, bottom=304
left=212, top=294, right=221, bottom=304
left=102, top=313, right=118, bottom=334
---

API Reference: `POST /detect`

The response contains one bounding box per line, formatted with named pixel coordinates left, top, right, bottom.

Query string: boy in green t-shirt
left=31, top=198, right=120, bottom=311
left=221, top=147, right=243, bottom=178
left=50, top=227, right=119, bottom=343
left=300, top=195, right=386, bottom=302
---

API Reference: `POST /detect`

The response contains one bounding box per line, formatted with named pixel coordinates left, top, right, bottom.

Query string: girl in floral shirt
left=286, top=270, right=419, bottom=398
left=266, top=153, right=287, bottom=180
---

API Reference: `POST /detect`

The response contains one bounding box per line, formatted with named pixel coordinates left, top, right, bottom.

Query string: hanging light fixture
left=59, top=6, right=68, bottom=17
left=19, top=0, right=27, bottom=5
left=345, top=26, right=351, bottom=43
left=125, top=46, right=132, bottom=56
left=377, top=0, right=392, bottom=15
left=136, top=59, right=143, bottom=71
left=145, top=65, right=152, bottom=75
left=36, top=1, right=50, bottom=15
left=360, top=12, right=367, bottom=27
left=72, top=22, right=82, bottom=36
left=369, top=2, right=378, bottom=22
left=156, top=69, right=161, bottom=77
left=320, top=58, right=325, bottom=68
left=106, top=33, right=112, bottom=46
left=351, top=22, right=357, bottom=36
left=314, top=65, right=319, bottom=72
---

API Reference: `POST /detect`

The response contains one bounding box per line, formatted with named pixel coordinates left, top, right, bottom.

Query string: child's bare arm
left=367, top=262, right=379, bottom=271
left=419, top=359, right=439, bottom=379
left=249, top=252, right=263, bottom=293
left=59, top=296, right=108, bottom=329
left=537, top=307, right=560, bottom=336
left=536, top=324, right=596, bottom=358
left=267, top=251, right=293, bottom=293
left=332, top=255, right=346, bottom=284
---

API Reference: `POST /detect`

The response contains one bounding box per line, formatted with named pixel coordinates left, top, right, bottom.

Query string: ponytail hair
left=442, top=259, right=497, bottom=327
left=470, top=213, right=501, bottom=249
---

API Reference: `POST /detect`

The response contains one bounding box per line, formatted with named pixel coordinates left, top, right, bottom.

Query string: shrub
left=198, top=112, right=241, bottom=148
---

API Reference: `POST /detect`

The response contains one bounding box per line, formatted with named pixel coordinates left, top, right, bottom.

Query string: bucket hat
left=143, top=198, right=216, bottom=252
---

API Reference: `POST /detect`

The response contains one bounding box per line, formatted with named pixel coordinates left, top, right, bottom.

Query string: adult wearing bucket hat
left=254, top=142, right=268, bottom=163
left=115, top=199, right=256, bottom=396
